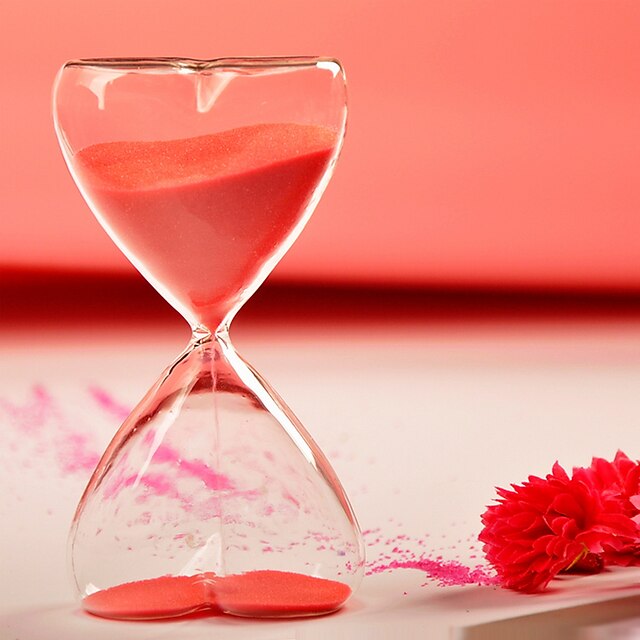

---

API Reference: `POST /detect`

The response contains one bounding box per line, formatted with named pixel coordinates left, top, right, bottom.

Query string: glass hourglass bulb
left=52, top=57, right=364, bottom=619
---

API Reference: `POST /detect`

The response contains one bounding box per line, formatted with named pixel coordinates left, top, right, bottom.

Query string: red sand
left=83, top=572, right=218, bottom=619
left=215, top=570, right=351, bottom=617
left=82, top=570, right=350, bottom=620
left=74, top=123, right=336, bottom=329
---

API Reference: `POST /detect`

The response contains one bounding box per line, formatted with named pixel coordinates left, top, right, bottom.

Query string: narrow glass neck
left=190, top=321, right=231, bottom=347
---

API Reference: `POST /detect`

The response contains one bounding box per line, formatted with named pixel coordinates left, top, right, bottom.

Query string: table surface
left=2, top=293, right=640, bottom=639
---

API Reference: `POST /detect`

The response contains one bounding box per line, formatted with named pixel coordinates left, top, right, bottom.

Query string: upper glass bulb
left=54, top=57, right=347, bottom=332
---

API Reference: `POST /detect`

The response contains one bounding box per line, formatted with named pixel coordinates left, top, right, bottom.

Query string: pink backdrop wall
left=2, top=1, right=639, bottom=291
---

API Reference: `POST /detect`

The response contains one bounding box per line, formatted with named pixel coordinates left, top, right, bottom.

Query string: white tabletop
left=2, top=289, right=640, bottom=638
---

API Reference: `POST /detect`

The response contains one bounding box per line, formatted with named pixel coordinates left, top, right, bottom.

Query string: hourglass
left=52, top=57, right=363, bottom=619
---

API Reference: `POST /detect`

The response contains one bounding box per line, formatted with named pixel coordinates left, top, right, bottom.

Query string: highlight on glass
left=53, top=56, right=364, bottom=619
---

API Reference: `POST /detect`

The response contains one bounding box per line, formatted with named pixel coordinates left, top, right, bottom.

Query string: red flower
left=578, top=451, right=640, bottom=521
left=479, top=461, right=639, bottom=592
left=577, top=451, right=640, bottom=566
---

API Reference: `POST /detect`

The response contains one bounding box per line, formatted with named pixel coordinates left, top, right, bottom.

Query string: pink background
left=2, top=1, right=640, bottom=291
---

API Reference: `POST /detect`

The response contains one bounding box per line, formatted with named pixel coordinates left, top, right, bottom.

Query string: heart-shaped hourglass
left=52, top=57, right=363, bottom=620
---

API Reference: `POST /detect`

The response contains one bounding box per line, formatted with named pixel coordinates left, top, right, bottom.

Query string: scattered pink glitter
left=363, top=528, right=498, bottom=588
left=88, top=385, right=130, bottom=421
left=367, top=557, right=497, bottom=587
left=2, top=385, right=497, bottom=589
left=0, top=384, right=54, bottom=436
left=54, top=430, right=100, bottom=474
left=152, top=442, right=234, bottom=491
left=0, top=385, right=101, bottom=477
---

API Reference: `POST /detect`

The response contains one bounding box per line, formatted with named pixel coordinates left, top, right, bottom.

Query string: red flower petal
left=479, top=454, right=640, bottom=592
